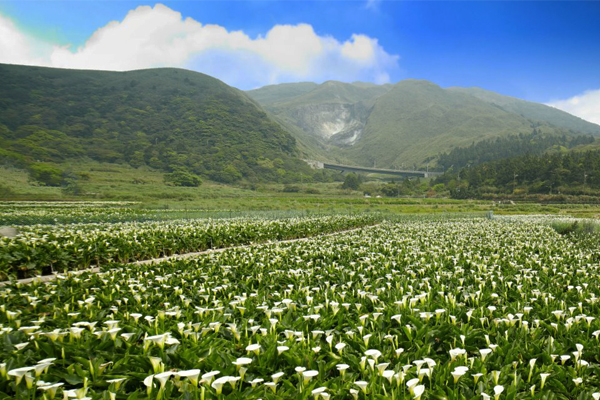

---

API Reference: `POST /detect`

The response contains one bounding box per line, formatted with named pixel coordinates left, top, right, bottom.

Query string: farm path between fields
left=1, top=223, right=379, bottom=287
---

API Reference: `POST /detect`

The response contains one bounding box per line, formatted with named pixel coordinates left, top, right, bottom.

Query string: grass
left=3, top=162, right=600, bottom=218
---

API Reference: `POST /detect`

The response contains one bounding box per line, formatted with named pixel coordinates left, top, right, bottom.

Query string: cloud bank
left=0, top=4, right=399, bottom=89
left=547, top=89, right=600, bottom=126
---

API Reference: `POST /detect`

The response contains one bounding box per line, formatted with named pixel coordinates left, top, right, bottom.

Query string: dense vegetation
left=436, top=148, right=600, bottom=200
left=0, top=64, right=321, bottom=186
left=0, top=214, right=378, bottom=280
left=437, top=130, right=595, bottom=170
left=2, top=216, right=600, bottom=399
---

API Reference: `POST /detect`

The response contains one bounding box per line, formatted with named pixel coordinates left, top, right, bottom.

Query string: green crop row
left=0, top=214, right=379, bottom=280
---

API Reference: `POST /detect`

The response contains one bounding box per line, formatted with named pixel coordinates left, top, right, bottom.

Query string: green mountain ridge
left=246, top=82, right=319, bottom=106
left=447, top=86, right=600, bottom=135
left=0, top=63, right=316, bottom=185
left=2, top=62, right=598, bottom=189
left=247, top=79, right=600, bottom=169
left=344, top=80, right=542, bottom=167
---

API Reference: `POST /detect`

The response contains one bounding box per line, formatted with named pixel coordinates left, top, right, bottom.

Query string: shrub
left=164, top=169, right=203, bottom=187
left=28, top=163, right=64, bottom=186
left=282, top=185, right=300, bottom=193
left=341, top=173, right=360, bottom=190
left=552, top=220, right=600, bottom=236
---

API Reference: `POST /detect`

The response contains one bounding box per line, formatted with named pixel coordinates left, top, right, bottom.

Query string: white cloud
left=0, top=14, right=52, bottom=66
left=341, top=34, right=376, bottom=64
left=547, top=89, right=600, bottom=125
left=0, top=4, right=399, bottom=89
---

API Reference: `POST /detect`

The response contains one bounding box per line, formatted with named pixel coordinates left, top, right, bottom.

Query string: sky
left=0, top=1, right=599, bottom=124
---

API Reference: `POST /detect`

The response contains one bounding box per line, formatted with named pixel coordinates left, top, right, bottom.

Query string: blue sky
left=0, top=1, right=599, bottom=123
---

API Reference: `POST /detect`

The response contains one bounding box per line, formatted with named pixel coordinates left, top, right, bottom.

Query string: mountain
left=447, top=87, right=600, bottom=136
left=247, top=80, right=600, bottom=169
left=246, top=82, right=319, bottom=106
left=0, top=63, right=314, bottom=185
left=247, top=81, right=393, bottom=162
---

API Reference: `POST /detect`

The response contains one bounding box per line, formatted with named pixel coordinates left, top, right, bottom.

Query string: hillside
left=248, top=79, right=600, bottom=169
left=0, top=63, right=315, bottom=185
left=448, top=87, right=600, bottom=135
left=247, top=81, right=392, bottom=160
left=436, top=129, right=595, bottom=171
left=343, top=80, right=585, bottom=168
left=246, top=82, right=319, bottom=106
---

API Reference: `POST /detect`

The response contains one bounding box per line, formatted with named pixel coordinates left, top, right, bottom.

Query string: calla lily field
left=1, top=213, right=600, bottom=399
left=0, top=214, right=378, bottom=280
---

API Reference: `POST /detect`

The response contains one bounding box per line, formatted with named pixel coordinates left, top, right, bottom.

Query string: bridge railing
left=320, top=162, right=443, bottom=177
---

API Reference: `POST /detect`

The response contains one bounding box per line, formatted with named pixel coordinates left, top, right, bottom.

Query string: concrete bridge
left=305, top=160, right=443, bottom=178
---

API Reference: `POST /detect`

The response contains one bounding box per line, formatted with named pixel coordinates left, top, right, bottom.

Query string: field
left=1, top=205, right=600, bottom=399
left=0, top=212, right=378, bottom=280
left=4, top=164, right=600, bottom=219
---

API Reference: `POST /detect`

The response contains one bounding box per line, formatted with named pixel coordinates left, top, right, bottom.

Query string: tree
left=164, top=169, right=202, bottom=187
left=342, top=173, right=360, bottom=190
left=28, top=163, right=64, bottom=186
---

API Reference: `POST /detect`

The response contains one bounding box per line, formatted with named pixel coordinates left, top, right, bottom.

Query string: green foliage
left=437, top=130, right=595, bottom=170
left=164, top=169, right=203, bottom=187
left=11, top=125, right=85, bottom=161
left=0, top=63, right=318, bottom=184
left=209, top=164, right=242, bottom=184
left=27, top=163, right=64, bottom=186
left=0, top=183, right=13, bottom=198
left=435, top=148, right=600, bottom=199
left=0, top=147, right=26, bottom=168
left=341, top=173, right=360, bottom=190
left=61, top=180, right=84, bottom=196
left=282, top=184, right=300, bottom=193
left=378, top=178, right=427, bottom=197
left=551, top=220, right=600, bottom=236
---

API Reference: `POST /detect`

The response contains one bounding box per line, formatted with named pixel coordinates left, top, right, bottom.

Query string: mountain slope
left=247, top=81, right=392, bottom=159
left=273, top=80, right=392, bottom=106
left=248, top=79, right=600, bottom=169
left=448, top=87, right=600, bottom=135
left=246, top=82, right=319, bottom=106
left=0, top=63, right=313, bottom=184
left=342, top=80, right=544, bottom=167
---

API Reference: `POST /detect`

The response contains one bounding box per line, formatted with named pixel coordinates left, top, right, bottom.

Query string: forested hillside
left=0, top=64, right=317, bottom=185
left=437, top=130, right=595, bottom=170
left=435, top=149, right=600, bottom=200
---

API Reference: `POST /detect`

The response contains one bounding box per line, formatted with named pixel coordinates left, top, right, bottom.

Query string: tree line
left=437, top=129, right=594, bottom=171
